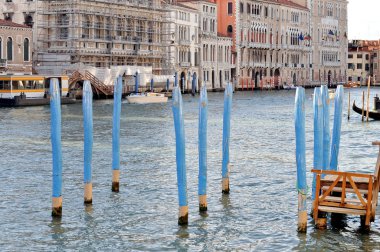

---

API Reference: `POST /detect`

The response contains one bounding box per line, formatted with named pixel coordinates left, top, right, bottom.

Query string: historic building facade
left=348, top=40, right=379, bottom=85
left=0, top=19, right=33, bottom=74
left=309, top=0, right=348, bottom=86
left=214, top=0, right=347, bottom=88
left=178, top=0, right=234, bottom=90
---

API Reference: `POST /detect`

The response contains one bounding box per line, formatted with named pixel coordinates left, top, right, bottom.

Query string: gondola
left=352, top=101, right=380, bottom=120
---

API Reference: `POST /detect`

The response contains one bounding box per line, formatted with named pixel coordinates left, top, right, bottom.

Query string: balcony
left=324, top=61, right=342, bottom=67
left=179, top=40, right=191, bottom=46
left=180, top=62, right=190, bottom=67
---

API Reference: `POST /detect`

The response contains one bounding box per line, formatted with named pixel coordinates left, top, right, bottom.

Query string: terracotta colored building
left=0, top=19, right=32, bottom=74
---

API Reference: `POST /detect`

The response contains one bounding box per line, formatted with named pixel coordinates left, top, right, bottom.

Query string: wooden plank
left=319, top=201, right=366, bottom=210
left=318, top=206, right=366, bottom=215
left=321, top=186, right=368, bottom=194
left=324, top=196, right=366, bottom=205
left=312, top=169, right=372, bottom=179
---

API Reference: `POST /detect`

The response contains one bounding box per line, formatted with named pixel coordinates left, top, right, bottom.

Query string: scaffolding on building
left=35, top=0, right=175, bottom=75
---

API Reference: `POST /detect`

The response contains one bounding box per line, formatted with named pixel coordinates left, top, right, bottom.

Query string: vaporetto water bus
left=0, top=75, right=76, bottom=107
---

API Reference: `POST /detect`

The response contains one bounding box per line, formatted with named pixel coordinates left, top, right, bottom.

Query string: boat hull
left=352, top=101, right=380, bottom=120
left=0, top=96, right=76, bottom=107
left=126, top=93, right=168, bottom=104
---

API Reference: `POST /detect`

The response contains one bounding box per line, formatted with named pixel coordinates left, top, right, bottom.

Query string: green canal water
left=1, top=87, right=380, bottom=251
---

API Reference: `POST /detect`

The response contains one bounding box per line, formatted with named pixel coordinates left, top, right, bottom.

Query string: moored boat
left=0, top=75, right=76, bottom=107
left=352, top=100, right=380, bottom=120
left=126, top=92, right=168, bottom=104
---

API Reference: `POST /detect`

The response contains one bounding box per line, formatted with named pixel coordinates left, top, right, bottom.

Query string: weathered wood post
left=348, top=90, right=351, bottom=120
left=134, top=71, right=139, bottom=93
left=295, top=87, right=307, bottom=233
left=362, top=91, right=365, bottom=121
left=312, top=87, right=323, bottom=204
left=83, top=80, right=93, bottom=204
left=112, top=76, right=122, bottom=192
left=330, top=85, right=344, bottom=171
left=192, top=73, right=196, bottom=96
left=50, top=78, right=63, bottom=217
left=150, top=78, right=154, bottom=92
left=366, top=76, right=371, bottom=122
left=198, top=85, right=208, bottom=212
left=222, top=83, right=233, bottom=194
left=172, top=85, right=188, bottom=225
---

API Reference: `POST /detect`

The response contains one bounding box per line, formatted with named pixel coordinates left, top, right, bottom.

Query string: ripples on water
left=1, top=88, right=380, bottom=251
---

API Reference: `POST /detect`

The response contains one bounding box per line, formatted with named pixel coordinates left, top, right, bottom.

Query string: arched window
left=7, top=37, right=12, bottom=61
left=24, top=38, right=30, bottom=61
left=227, top=25, right=233, bottom=35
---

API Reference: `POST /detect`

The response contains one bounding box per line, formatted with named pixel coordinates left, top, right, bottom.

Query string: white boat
left=328, top=90, right=335, bottom=100
left=126, top=92, right=168, bottom=104
left=283, top=84, right=296, bottom=90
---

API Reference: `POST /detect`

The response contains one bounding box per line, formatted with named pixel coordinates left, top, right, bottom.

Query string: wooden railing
left=69, top=70, right=114, bottom=97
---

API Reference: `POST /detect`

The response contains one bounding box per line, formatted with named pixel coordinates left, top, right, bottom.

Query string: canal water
left=1, top=87, right=380, bottom=251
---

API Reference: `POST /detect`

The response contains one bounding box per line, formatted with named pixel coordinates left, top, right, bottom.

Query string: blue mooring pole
left=330, top=85, right=344, bottom=171
left=50, top=78, right=63, bottom=217
left=166, top=78, right=170, bottom=91
left=134, top=71, right=139, bottom=93
left=112, top=76, right=122, bottom=192
left=192, top=73, right=196, bottom=96
left=312, top=87, right=323, bottom=201
left=172, top=85, right=188, bottom=225
left=83, top=80, right=93, bottom=204
left=150, top=78, right=154, bottom=92
left=198, top=85, right=208, bottom=212
left=174, top=72, right=178, bottom=87
left=321, top=85, right=330, bottom=173
left=295, top=87, right=307, bottom=233
left=222, top=83, right=233, bottom=194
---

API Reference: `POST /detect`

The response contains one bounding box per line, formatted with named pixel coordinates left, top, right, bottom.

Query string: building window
left=7, top=37, right=12, bottom=61
left=24, top=38, right=29, bottom=61
left=357, top=63, right=362, bottom=69
left=357, top=54, right=362, bottom=59
left=348, top=54, right=353, bottom=59
left=365, top=63, right=369, bottom=71
left=228, top=2, right=233, bottom=15
left=0, top=38, right=2, bottom=59
left=240, top=2, right=243, bottom=13
left=227, top=25, right=233, bottom=36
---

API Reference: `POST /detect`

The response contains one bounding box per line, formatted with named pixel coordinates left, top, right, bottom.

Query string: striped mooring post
left=198, top=85, right=208, bottom=212
left=222, top=83, right=233, bottom=194
left=312, top=87, right=323, bottom=204
left=330, top=85, right=344, bottom=171
left=172, top=85, right=188, bottom=225
left=50, top=78, right=63, bottom=217
left=83, top=80, right=93, bottom=204
left=150, top=78, right=154, bottom=92
left=112, top=76, right=123, bottom=192
left=295, top=87, right=307, bottom=233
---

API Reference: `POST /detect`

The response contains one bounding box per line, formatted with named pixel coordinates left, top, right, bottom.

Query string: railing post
left=321, top=85, right=330, bottom=173
left=50, top=78, right=63, bottom=218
